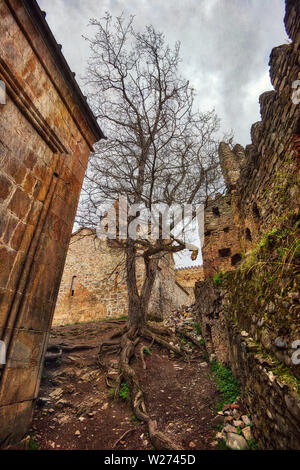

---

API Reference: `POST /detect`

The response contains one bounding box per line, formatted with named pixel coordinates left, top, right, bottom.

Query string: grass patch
left=210, top=360, right=240, bottom=411
left=215, top=439, right=229, bottom=450
left=193, top=322, right=202, bottom=335
left=143, top=346, right=151, bottom=356
left=247, top=438, right=259, bottom=450
left=28, top=435, right=40, bottom=450
left=119, top=382, right=130, bottom=401
left=131, top=413, right=140, bottom=424
left=213, top=271, right=223, bottom=287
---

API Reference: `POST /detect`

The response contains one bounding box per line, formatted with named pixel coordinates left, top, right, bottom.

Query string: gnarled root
left=119, top=329, right=182, bottom=450
left=98, top=323, right=185, bottom=450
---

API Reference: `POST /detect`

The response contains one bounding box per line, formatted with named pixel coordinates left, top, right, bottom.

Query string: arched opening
left=245, top=228, right=252, bottom=241
left=231, top=253, right=242, bottom=266
left=223, top=227, right=230, bottom=233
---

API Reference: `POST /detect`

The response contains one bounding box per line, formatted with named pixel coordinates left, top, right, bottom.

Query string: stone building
left=174, top=265, right=204, bottom=300
left=0, top=0, right=104, bottom=449
left=53, top=228, right=194, bottom=326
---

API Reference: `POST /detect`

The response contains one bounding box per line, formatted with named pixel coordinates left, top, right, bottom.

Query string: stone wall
left=175, top=266, right=204, bottom=301
left=197, top=0, right=300, bottom=450
left=0, top=0, right=103, bottom=448
left=202, top=193, right=241, bottom=278
left=194, top=279, right=229, bottom=365
left=196, top=215, right=300, bottom=449
left=53, top=228, right=193, bottom=326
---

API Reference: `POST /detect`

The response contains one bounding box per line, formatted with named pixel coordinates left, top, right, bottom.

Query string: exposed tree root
left=113, top=428, right=136, bottom=448
left=139, top=344, right=147, bottom=370
left=98, top=323, right=187, bottom=450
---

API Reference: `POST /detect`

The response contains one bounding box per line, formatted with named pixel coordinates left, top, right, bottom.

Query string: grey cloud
left=38, top=0, right=287, bottom=145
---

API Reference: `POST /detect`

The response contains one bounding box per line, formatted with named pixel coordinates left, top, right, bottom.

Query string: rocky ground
left=29, top=308, right=255, bottom=451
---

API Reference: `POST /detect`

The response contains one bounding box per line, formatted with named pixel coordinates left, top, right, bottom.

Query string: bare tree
left=77, top=12, right=225, bottom=449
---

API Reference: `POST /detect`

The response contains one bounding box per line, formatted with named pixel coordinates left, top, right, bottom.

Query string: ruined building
left=53, top=228, right=195, bottom=326
left=198, top=0, right=300, bottom=450
left=0, top=0, right=104, bottom=448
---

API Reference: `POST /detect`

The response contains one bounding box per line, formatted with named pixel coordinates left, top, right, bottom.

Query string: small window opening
left=252, top=202, right=260, bottom=220
left=71, top=276, right=77, bottom=296
left=245, top=228, right=252, bottom=241
left=212, top=207, right=220, bottom=217
left=223, top=227, right=230, bottom=233
left=218, top=248, right=231, bottom=258
left=231, top=253, right=242, bottom=266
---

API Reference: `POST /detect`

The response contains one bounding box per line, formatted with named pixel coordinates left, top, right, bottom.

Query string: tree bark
left=126, top=240, right=158, bottom=331
left=126, top=240, right=145, bottom=331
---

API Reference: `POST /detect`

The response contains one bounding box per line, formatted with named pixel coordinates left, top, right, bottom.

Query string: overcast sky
left=38, top=0, right=287, bottom=146
left=37, top=0, right=287, bottom=267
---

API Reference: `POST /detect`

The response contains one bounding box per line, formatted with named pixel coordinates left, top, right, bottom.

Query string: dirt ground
left=30, top=320, right=222, bottom=450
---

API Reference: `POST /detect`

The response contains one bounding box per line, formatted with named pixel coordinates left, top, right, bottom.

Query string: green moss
left=272, top=363, right=300, bottom=396
left=213, top=271, right=224, bottom=286
left=28, top=435, right=40, bottom=451
left=215, top=439, right=229, bottom=450
left=247, top=438, right=259, bottom=450
left=193, top=322, right=202, bottom=335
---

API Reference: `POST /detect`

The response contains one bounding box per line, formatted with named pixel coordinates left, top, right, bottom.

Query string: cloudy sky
left=38, top=0, right=287, bottom=145
left=37, top=0, right=287, bottom=267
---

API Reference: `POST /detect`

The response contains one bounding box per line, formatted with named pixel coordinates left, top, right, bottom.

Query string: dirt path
left=30, top=320, right=221, bottom=450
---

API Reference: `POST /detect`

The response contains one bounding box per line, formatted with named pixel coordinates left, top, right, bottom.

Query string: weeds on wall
left=210, top=360, right=240, bottom=411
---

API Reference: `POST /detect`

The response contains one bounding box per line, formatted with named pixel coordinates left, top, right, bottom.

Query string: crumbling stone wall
left=0, top=0, right=103, bottom=448
left=194, top=279, right=229, bottom=364
left=53, top=228, right=193, bottom=325
left=202, top=193, right=241, bottom=278
left=197, top=0, right=300, bottom=449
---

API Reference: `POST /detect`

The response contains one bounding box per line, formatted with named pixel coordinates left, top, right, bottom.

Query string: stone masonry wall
left=53, top=228, right=193, bottom=326
left=202, top=193, right=241, bottom=278
left=175, top=266, right=204, bottom=302
left=0, top=0, right=102, bottom=448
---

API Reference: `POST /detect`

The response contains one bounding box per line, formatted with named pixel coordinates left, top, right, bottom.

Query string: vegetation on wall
left=210, top=360, right=240, bottom=411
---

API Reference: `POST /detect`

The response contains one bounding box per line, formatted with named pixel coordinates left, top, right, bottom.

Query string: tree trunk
left=126, top=241, right=158, bottom=331
left=126, top=240, right=146, bottom=331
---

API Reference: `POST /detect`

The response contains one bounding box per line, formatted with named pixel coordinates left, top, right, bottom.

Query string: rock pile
left=213, top=399, right=255, bottom=450
left=163, top=304, right=197, bottom=329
